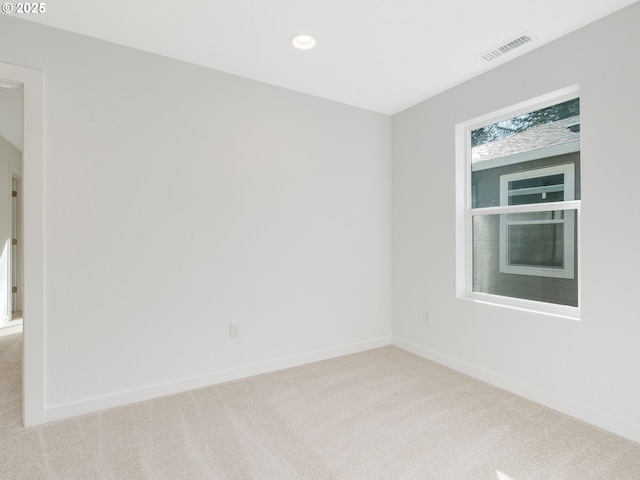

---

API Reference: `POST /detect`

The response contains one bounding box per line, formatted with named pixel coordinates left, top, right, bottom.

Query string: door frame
left=0, top=61, right=44, bottom=426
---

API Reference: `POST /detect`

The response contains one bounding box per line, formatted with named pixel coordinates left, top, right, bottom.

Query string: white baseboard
left=392, top=336, right=640, bottom=444
left=0, top=323, right=22, bottom=337
left=45, top=336, right=392, bottom=423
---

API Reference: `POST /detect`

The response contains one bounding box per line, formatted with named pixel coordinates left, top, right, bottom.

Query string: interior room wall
left=392, top=2, right=640, bottom=442
left=0, top=16, right=392, bottom=420
left=0, top=135, right=22, bottom=324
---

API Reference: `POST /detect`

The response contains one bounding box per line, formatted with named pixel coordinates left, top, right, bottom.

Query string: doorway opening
left=0, top=81, right=24, bottom=439
left=1, top=81, right=23, bottom=333
left=0, top=62, right=45, bottom=427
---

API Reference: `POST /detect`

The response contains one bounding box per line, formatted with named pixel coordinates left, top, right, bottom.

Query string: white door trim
left=0, top=61, right=45, bottom=426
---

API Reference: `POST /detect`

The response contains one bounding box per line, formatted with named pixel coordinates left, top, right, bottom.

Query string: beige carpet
left=1, top=333, right=639, bottom=479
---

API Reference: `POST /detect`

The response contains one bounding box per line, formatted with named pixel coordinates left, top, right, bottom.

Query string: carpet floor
left=1, top=332, right=639, bottom=479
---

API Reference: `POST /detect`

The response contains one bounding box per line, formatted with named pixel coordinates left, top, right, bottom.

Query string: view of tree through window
left=471, top=98, right=580, bottom=148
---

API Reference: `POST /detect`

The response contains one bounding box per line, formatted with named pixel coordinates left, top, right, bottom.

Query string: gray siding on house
left=472, top=153, right=580, bottom=307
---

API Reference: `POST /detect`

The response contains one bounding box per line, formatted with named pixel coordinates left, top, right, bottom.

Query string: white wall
left=0, top=135, right=22, bottom=324
left=392, top=2, right=640, bottom=442
left=0, top=16, right=392, bottom=419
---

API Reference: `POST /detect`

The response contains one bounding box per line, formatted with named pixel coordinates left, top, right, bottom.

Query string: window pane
left=471, top=98, right=580, bottom=149
left=509, top=173, right=564, bottom=192
left=508, top=173, right=565, bottom=205
left=472, top=160, right=579, bottom=209
left=508, top=224, right=563, bottom=267
left=509, top=190, right=564, bottom=205
left=472, top=213, right=578, bottom=307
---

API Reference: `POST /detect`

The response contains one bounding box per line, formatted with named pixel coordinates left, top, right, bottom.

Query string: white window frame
left=499, top=164, right=575, bottom=279
left=455, top=85, right=581, bottom=320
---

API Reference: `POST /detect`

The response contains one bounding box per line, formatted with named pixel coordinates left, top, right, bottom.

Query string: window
left=499, top=164, right=575, bottom=279
left=456, top=86, right=581, bottom=319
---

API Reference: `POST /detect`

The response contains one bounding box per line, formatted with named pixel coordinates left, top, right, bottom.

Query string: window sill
left=460, top=292, right=581, bottom=321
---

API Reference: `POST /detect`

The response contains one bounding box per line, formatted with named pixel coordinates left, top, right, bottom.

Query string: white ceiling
left=7, top=0, right=640, bottom=114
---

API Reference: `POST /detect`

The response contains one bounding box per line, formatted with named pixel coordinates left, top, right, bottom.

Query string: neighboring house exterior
left=471, top=116, right=580, bottom=307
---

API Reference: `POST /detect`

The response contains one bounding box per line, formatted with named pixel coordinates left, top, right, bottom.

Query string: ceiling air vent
left=480, top=33, right=535, bottom=62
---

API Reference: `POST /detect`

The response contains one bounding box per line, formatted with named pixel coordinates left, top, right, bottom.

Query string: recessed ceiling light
left=291, top=33, right=316, bottom=50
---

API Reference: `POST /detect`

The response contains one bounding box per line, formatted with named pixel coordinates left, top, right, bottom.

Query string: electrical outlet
left=423, top=310, right=431, bottom=325
left=230, top=322, right=240, bottom=338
